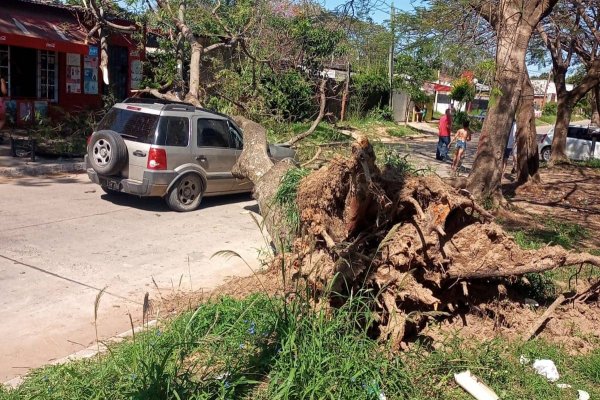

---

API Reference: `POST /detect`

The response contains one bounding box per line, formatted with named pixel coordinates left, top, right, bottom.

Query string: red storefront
left=0, top=0, right=141, bottom=124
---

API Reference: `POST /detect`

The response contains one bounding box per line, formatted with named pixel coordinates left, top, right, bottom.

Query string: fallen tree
left=232, top=119, right=600, bottom=349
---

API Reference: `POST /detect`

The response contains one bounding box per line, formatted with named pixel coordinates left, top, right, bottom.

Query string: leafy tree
left=537, top=0, right=600, bottom=164
left=450, top=76, right=476, bottom=110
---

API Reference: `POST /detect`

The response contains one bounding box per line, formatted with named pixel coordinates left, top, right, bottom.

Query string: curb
left=3, top=320, right=157, bottom=389
left=0, top=161, right=85, bottom=178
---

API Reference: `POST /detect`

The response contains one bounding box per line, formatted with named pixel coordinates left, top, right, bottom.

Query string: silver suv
left=85, top=98, right=295, bottom=211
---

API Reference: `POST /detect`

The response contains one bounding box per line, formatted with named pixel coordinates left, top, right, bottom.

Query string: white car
left=538, top=124, right=600, bottom=162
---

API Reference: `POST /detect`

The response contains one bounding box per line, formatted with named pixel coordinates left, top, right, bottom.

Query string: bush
left=542, top=102, right=557, bottom=116
left=263, top=70, right=315, bottom=122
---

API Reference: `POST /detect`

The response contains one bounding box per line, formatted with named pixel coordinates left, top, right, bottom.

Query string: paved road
left=0, top=174, right=265, bottom=381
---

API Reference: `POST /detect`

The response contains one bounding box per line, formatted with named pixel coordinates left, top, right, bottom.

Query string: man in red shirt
left=436, top=108, right=452, bottom=161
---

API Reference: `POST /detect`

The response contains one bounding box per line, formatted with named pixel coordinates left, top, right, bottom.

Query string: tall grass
left=3, top=293, right=600, bottom=399
left=273, top=168, right=310, bottom=233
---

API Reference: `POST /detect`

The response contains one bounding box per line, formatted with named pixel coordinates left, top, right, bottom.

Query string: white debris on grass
left=556, top=383, right=572, bottom=389
left=532, top=359, right=560, bottom=382
left=454, top=370, right=499, bottom=400
left=578, top=390, right=590, bottom=400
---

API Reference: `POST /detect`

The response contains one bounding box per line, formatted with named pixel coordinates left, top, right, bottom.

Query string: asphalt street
left=0, top=174, right=265, bottom=381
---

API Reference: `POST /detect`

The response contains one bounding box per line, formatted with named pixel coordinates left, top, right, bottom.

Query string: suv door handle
left=132, top=150, right=146, bottom=157
left=195, top=155, right=207, bottom=162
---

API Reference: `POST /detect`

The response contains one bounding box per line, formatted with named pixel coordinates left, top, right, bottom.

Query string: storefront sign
left=66, top=53, right=81, bottom=93
left=130, top=60, right=142, bottom=90
left=88, top=46, right=98, bottom=57
left=83, top=55, right=99, bottom=95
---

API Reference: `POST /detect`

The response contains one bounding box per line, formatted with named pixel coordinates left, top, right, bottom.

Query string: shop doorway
left=105, top=45, right=128, bottom=100
left=10, top=46, right=37, bottom=98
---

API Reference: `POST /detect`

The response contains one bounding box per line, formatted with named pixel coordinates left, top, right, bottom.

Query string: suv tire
left=166, top=174, right=204, bottom=212
left=541, top=146, right=551, bottom=162
left=88, top=130, right=128, bottom=176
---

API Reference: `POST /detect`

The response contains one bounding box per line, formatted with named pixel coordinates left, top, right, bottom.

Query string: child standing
left=450, top=120, right=471, bottom=174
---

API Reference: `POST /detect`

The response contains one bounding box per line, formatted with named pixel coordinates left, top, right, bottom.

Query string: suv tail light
left=147, top=147, right=167, bottom=170
left=86, top=134, right=92, bottom=147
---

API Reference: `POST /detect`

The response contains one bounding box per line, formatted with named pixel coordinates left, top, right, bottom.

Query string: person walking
left=436, top=108, right=452, bottom=161
left=450, top=120, right=471, bottom=174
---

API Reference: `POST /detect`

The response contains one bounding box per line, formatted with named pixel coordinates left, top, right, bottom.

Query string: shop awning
left=0, top=4, right=95, bottom=55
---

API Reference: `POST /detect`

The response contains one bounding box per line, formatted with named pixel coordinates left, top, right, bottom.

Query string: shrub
left=542, top=102, right=557, bottom=116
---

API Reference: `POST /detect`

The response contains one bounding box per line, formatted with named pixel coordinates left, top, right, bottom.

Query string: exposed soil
left=166, top=143, right=600, bottom=354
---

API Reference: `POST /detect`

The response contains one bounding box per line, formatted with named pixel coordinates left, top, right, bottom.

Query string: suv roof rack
left=123, top=97, right=196, bottom=107
left=122, top=97, right=232, bottom=119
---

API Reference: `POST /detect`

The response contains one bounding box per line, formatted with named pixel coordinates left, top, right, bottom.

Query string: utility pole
left=388, top=3, right=395, bottom=109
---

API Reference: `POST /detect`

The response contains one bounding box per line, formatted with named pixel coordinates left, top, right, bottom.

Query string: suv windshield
left=97, top=108, right=159, bottom=144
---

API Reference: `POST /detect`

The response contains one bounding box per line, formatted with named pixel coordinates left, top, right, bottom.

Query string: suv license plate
left=102, top=179, right=121, bottom=191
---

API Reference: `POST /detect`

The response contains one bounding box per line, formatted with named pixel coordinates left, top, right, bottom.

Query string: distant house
left=531, top=79, right=574, bottom=110
left=0, top=0, right=140, bottom=125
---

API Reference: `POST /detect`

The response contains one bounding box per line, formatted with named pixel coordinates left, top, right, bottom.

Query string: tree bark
left=466, top=27, right=529, bottom=202
left=550, top=92, right=572, bottom=164
left=466, top=0, right=558, bottom=203
left=187, top=42, right=203, bottom=104
left=591, top=85, right=600, bottom=126
left=285, top=78, right=327, bottom=147
left=231, top=116, right=296, bottom=249
left=340, top=61, right=350, bottom=122
left=515, top=72, right=541, bottom=185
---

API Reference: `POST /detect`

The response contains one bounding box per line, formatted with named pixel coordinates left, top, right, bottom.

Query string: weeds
left=381, top=148, right=424, bottom=176
left=273, top=167, right=310, bottom=232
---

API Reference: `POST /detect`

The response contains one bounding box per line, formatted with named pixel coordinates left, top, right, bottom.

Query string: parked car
left=538, top=124, right=600, bottom=162
left=85, top=98, right=296, bottom=211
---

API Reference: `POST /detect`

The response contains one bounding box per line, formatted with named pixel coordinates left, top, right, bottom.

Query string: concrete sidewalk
left=0, top=140, right=85, bottom=178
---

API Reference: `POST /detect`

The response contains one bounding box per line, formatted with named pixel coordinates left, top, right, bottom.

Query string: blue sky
left=323, top=0, right=418, bottom=24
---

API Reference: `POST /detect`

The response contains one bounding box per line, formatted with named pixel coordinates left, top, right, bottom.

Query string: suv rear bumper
left=85, top=156, right=174, bottom=197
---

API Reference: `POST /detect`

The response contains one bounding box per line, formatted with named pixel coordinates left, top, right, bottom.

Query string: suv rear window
left=97, top=108, right=159, bottom=143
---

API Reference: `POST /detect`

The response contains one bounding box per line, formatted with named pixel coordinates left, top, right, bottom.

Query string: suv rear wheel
left=166, top=174, right=204, bottom=212
left=88, top=130, right=128, bottom=176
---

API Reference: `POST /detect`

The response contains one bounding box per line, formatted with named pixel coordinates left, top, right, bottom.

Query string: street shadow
left=243, top=203, right=260, bottom=214
left=100, top=192, right=255, bottom=213
left=10, top=175, right=83, bottom=187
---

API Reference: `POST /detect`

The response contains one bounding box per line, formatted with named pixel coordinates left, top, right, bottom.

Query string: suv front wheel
left=540, top=146, right=551, bottom=162
left=166, top=174, right=204, bottom=212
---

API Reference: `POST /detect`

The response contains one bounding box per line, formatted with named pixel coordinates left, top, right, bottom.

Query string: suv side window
left=156, top=116, right=189, bottom=147
left=567, top=127, right=590, bottom=140
left=228, top=122, right=243, bottom=150
left=197, top=119, right=230, bottom=148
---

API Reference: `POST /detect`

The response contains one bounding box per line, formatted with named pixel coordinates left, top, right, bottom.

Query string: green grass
left=511, top=218, right=588, bottom=251
left=536, top=115, right=556, bottom=126
left=273, top=167, right=311, bottom=233
left=387, top=125, right=421, bottom=137
left=575, top=158, right=600, bottom=169
left=2, top=293, right=599, bottom=400
left=509, top=218, right=592, bottom=301
left=267, top=122, right=348, bottom=145
left=403, top=336, right=600, bottom=399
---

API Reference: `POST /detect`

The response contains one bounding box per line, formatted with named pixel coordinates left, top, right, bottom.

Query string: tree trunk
left=591, top=85, right=600, bottom=126
left=515, top=72, right=541, bottom=185
left=466, top=26, right=530, bottom=203
left=187, top=42, right=203, bottom=104
left=340, top=62, right=350, bottom=122
left=549, top=92, right=572, bottom=164
left=230, top=116, right=296, bottom=250
left=285, top=78, right=327, bottom=147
